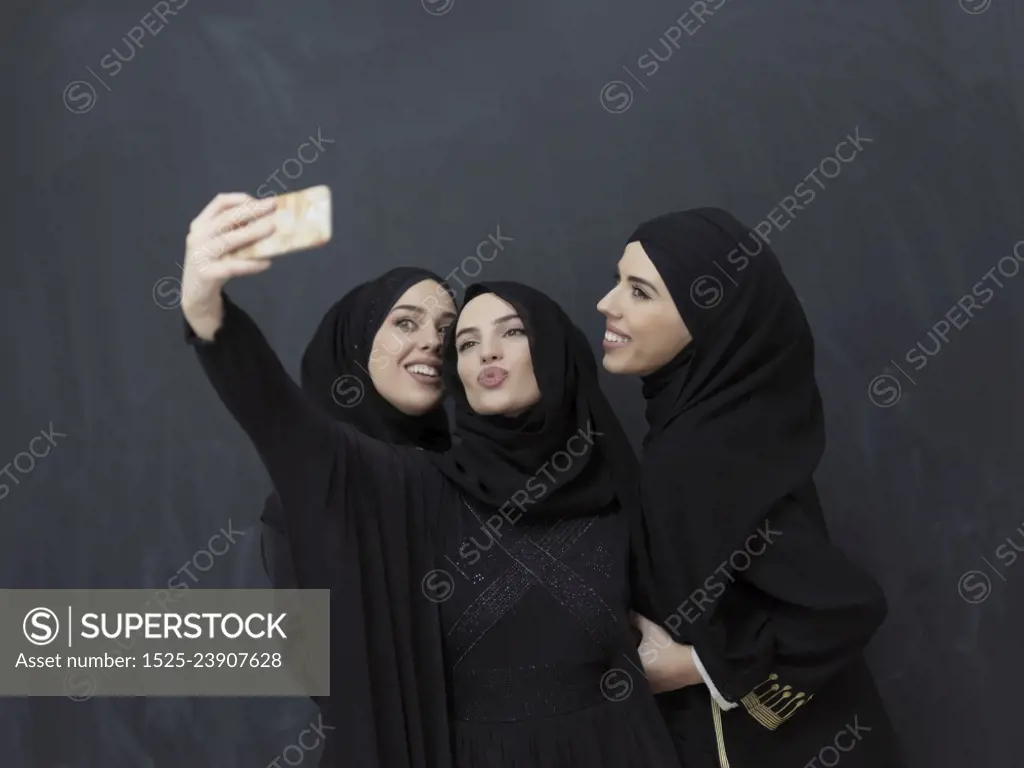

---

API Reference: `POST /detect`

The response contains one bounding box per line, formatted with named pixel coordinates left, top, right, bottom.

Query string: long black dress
left=186, top=295, right=678, bottom=768
left=260, top=266, right=452, bottom=595
left=255, top=267, right=453, bottom=767
left=624, top=208, right=904, bottom=767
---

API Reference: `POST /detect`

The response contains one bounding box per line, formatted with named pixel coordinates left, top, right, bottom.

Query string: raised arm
left=184, top=291, right=338, bottom=509
left=260, top=492, right=295, bottom=588
left=179, top=193, right=435, bottom=589
left=180, top=193, right=337, bottom=513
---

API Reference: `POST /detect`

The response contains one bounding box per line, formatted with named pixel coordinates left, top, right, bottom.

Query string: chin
left=467, top=391, right=523, bottom=416
left=467, top=398, right=507, bottom=416
left=393, top=392, right=443, bottom=416
left=601, top=350, right=634, bottom=375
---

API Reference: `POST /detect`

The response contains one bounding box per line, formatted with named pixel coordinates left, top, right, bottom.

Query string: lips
left=603, top=324, right=632, bottom=348
left=477, top=366, right=509, bottom=388
left=405, top=361, right=442, bottom=386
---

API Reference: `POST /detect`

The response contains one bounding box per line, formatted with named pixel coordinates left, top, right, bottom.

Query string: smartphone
left=235, top=184, right=332, bottom=259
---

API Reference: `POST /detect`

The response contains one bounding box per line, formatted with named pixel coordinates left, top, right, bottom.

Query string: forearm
left=666, top=643, right=703, bottom=690
left=182, top=288, right=225, bottom=342
left=691, top=647, right=738, bottom=710
left=687, top=556, right=887, bottom=729
left=185, top=293, right=335, bottom=508
left=639, top=634, right=703, bottom=694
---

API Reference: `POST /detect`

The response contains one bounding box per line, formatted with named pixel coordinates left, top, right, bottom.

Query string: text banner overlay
left=1, top=589, right=329, bottom=697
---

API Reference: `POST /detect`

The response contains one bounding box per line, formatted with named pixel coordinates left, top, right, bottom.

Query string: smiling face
left=454, top=292, right=542, bottom=416
left=367, top=279, right=457, bottom=414
left=596, top=241, right=693, bottom=375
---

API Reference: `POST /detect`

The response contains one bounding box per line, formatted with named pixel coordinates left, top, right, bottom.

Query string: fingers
left=188, top=216, right=277, bottom=264
left=630, top=612, right=675, bottom=646
left=193, top=192, right=255, bottom=227
left=206, top=196, right=277, bottom=238
left=629, top=610, right=650, bottom=630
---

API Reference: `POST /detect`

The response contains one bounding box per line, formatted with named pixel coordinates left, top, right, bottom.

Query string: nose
left=597, top=287, right=620, bottom=318
left=478, top=337, right=502, bottom=364
left=414, top=324, right=444, bottom=355
left=418, top=333, right=440, bottom=353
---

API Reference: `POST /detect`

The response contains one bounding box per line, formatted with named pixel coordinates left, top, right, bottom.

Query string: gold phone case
left=235, top=185, right=332, bottom=259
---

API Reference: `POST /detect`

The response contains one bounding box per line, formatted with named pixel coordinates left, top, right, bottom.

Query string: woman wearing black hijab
left=260, top=266, right=453, bottom=591
left=257, top=266, right=455, bottom=757
left=596, top=207, right=903, bottom=767
left=178, top=192, right=679, bottom=768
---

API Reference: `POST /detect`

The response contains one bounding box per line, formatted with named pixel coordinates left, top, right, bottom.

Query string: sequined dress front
left=437, top=498, right=678, bottom=767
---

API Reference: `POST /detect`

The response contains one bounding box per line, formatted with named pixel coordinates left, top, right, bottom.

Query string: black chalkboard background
left=2, top=0, right=1021, bottom=765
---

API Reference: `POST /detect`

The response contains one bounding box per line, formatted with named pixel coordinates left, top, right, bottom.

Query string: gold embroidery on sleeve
left=740, top=673, right=812, bottom=730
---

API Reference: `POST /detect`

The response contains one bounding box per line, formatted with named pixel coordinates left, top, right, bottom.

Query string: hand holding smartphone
left=180, top=186, right=334, bottom=339
left=232, top=185, right=333, bottom=260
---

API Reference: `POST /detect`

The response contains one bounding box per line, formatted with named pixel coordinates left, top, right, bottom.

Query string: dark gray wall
left=3, top=0, right=1022, bottom=765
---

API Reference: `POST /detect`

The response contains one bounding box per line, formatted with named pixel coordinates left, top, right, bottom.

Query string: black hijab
left=260, top=266, right=452, bottom=582
left=298, top=265, right=452, bottom=451
left=428, top=281, right=639, bottom=519
left=627, top=208, right=826, bottom=630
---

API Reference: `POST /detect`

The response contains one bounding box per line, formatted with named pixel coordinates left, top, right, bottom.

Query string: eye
left=630, top=284, right=651, bottom=301
left=504, top=327, right=527, bottom=338
left=395, top=317, right=418, bottom=333
left=456, top=339, right=477, bottom=353
left=438, top=324, right=452, bottom=340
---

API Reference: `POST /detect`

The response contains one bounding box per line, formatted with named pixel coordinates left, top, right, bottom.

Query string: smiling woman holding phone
left=259, top=264, right=456, bottom=589
left=179, top=191, right=681, bottom=768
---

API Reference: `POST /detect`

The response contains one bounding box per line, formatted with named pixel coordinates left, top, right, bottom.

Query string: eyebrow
left=454, top=312, right=521, bottom=339
left=391, top=304, right=426, bottom=315
left=625, top=274, right=661, bottom=295
left=391, top=305, right=458, bottom=322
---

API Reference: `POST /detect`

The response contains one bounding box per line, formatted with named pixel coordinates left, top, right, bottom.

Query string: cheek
left=373, top=332, right=413, bottom=365
left=627, top=309, right=654, bottom=343
left=456, top=357, right=475, bottom=389
left=627, top=309, right=668, bottom=361
left=515, top=349, right=541, bottom=394
left=647, top=314, right=689, bottom=358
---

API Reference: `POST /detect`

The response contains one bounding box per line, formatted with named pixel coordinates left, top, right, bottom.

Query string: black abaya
left=193, top=294, right=452, bottom=768
left=626, top=208, right=904, bottom=767
left=260, top=265, right=451, bottom=596
left=186, top=290, right=680, bottom=768
left=255, top=268, right=452, bottom=766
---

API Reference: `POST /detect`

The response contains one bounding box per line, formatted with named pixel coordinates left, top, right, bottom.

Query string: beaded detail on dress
left=435, top=498, right=680, bottom=766
left=445, top=499, right=622, bottom=668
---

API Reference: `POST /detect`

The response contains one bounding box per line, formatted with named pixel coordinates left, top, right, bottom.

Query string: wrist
left=182, top=289, right=224, bottom=341
left=671, top=644, right=702, bottom=689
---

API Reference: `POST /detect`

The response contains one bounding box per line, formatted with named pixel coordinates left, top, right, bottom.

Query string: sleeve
left=184, top=293, right=430, bottom=588
left=185, top=293, right=338, bottom=512
left=259, top=493, right=296, bottom=588
left=690, top=492, right=888, bottom=730
left=691, top=648, right=738, bottom=710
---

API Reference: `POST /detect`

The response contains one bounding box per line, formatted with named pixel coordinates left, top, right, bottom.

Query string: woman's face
left=596, top=241, right=693, bottom=375
left=367, top=279, right=457, bottom=414
left=454, top=293, right=542, bottom=416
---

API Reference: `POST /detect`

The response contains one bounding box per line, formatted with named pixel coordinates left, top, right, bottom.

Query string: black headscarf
left=261, top=265, right=452, bottom=583
left=626, top=208, right=826, bottom=630
left=428, top=281, right=639, bottom=519
left=298, top=266, right=452, bottom=451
